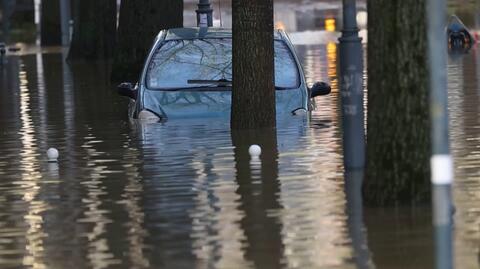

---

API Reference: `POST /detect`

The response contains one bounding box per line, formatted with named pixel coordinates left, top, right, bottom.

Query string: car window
left=146, top=38, right=300, bottom=89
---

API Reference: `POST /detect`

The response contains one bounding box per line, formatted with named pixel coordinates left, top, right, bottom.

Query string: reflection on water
left=448, top=47, right=480, bottom=269
left=0, top=42, right=479, bottom=268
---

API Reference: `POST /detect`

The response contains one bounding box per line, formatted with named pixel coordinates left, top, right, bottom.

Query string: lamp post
left=426, top=0, right=454, bottom=268
left=338, top=0, right=365, bottom=169
left=196, top=0, right=213, bottom=27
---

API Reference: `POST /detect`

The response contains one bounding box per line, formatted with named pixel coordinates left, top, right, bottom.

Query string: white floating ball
left=248, top=144, right=261, bottom=157
left=47, top=148, right=59, bottom=162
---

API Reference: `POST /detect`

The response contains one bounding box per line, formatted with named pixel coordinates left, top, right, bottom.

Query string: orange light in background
left=275, top=21, right=286, bottom=30
left=326, top=42, right=338, bottom=93
left=325, top=19, right=336, bottom=32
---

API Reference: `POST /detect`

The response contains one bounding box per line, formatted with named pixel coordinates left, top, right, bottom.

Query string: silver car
left=118, top=27, right=330, bottom=121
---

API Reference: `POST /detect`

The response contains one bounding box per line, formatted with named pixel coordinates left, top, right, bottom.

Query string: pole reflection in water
left=121, top=142, right=149, bottom=268
left=18, top=57, right=48, bottom=268
left=232, top=128, right=284, bottom=268
left=35, top=52, right=48, bottom=151
left=61, top=49, right=75, bottom=167
left=344, top=170, right=373, bottom=269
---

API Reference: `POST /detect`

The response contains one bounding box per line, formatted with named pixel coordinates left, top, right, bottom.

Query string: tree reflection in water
left=232, top=128, right=285, bottom=268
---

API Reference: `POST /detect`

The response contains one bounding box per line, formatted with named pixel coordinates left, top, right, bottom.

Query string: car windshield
left=146, top=38, right=300, bottom=90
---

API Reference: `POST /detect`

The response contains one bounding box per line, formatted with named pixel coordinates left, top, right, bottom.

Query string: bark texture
left=111, top=0, right=183, bottom=82
left=231, top=0, right=276, bottom=129
left=364, top=0, right=431, bottom=206
left=68, top=0, right=117, bottom=60
left=41, top=0, right=61, bottom=45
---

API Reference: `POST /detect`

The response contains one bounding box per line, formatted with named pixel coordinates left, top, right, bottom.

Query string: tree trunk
left=231, top=0, right=275, bottom=129
left=363, top=0, right=431, bottom=206
left=111, top=0, right=183, bottom=82
left=41, top=0, right=62, bottom=46
left=67, top=0, right=116, bottom=60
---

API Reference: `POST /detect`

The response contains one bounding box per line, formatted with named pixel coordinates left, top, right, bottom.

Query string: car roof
left=164, top=27, right=284, bottom=41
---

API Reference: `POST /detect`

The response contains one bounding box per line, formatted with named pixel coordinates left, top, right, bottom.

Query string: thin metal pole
left=427, top=0, right=454, bottom=267
left=196, top=0, right=213, bottom=27
left=432, top=185, right=454, bottom=269
left=339, top=0, right=365, bottom=169
left=428, top=0, right=451, bottom=183
left=59, top=0, right=71, bottom=46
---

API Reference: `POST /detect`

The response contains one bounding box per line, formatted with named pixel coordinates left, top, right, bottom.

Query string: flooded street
left=0, top=42, right=478, bottom=268
left=1, top=0, right=480, bottom=265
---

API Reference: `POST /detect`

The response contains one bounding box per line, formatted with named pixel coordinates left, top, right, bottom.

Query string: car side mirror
left=310, top=82, right=331, bottom=98
left=117, top=82, right=137, bottom=100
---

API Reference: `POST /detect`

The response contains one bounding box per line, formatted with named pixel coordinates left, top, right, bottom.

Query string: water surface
left=0, top=43, right=479, bottom=268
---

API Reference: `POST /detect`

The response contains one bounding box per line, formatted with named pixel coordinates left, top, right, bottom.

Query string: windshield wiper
left=187, top=79, right=295, bottom=90
left=187, top=79, right=232, bottom=86
left=275, top=86, right=294, bottom=90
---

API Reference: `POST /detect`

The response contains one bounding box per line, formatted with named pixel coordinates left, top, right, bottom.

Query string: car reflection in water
left=129, top=116, right=310, bottom=267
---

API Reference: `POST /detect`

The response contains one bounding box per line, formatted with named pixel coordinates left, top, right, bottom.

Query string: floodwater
left=0, top=45, right=479, bottom=269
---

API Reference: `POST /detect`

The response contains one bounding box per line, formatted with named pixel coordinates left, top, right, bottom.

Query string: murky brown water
left=0, top=37, right=479, bottom=269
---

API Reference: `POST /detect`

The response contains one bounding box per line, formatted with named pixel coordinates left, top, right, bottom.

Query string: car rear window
left=146, top=38, right=300, bottom=90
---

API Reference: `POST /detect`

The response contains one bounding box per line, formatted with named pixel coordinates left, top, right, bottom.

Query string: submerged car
left=447, top=15, right=475, bottom=52
left=118, top=27, right=331, bottom=121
